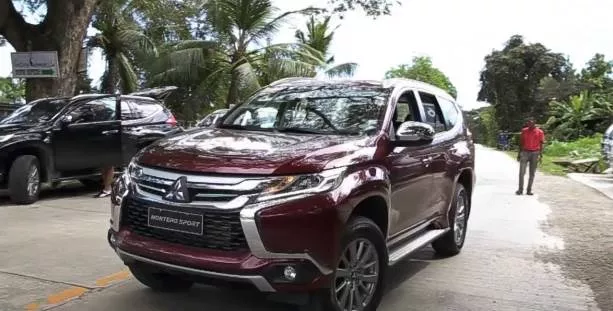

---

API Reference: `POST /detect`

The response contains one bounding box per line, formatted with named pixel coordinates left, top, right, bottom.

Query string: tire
left=309, top=216, right=388, bottom=311
left=79, top=177, right=102, bottom=189
left=432, top=183, right=469, bottom=257
left=128, top=263, right=194, bottom=292
left=8, top=155, right=41, bottom=205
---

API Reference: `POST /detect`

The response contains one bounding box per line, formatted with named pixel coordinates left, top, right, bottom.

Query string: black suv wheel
left=8, top=155, right=41, bottom=205
left=129, top=263, right=194, bottom=292
left=432, top=183, right=469, bottom=256
left=309, top=216, right=387, bottom=311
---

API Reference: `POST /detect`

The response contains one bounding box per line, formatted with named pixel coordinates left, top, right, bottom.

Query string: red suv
left=108, top=78, right=475, bottom=310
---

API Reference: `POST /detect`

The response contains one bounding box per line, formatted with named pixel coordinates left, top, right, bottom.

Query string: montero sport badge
left=163, top=176, right=190, bottom=203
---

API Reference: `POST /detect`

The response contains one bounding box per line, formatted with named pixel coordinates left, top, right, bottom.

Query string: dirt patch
left=534, top=173, right=613, bottom=311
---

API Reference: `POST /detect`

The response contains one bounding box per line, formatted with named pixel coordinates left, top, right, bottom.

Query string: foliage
left=294, top=15, right=358, bottom=79
left=385, top=56, right=457, bottom=99
left=327, top=0, right=399, bottom=17
left=464, top=106, right=498, bottom=146
left=580, top=53, right=613, bottom=91
left=478, top=35, right=572, bottom=131
left=545, top=90, right=613, bottom=140
left=0, top=78, right=25, bottom=103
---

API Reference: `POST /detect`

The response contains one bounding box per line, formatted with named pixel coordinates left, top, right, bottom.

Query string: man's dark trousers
left=519, top=151, right=539, bottom=193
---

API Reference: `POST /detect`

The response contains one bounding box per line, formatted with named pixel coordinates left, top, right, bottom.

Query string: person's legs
left=526, top=152, right=538, bottom=194
left=517, top=151, right=528, bottom=194
left=95, top=166, right=114, bottom=198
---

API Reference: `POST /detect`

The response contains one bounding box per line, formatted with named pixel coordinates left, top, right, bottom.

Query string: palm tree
left=88, top=0, right=158, bottom=94
left=294, top=15, right=358, bottom=79
left=546, top=91, right=601, bottom=140
left=148, top=0, right=324, bottom=108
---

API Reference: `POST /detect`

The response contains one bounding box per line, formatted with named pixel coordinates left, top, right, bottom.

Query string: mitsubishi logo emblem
left=163, top=176, right=190, bottom=203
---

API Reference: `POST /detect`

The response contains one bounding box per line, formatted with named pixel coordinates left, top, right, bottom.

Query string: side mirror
left=394, top=121, right=435, bottom=145
left=60, top=115, right=73, bottom=126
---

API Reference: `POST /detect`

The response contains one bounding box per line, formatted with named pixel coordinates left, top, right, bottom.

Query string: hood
left=136, top=128, right=380, bottom=175
left=0, top=123, right=43, bottom=135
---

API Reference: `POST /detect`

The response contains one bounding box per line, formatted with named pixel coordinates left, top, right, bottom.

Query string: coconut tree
left=88, top=0, right=158, bottom=94
left=295, top=15, right=358, bottom=78
left=148, top=0, right=324, bottom=108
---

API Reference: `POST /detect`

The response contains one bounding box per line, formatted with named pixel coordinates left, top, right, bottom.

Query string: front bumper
left=108, top=166, right=351, bottom=292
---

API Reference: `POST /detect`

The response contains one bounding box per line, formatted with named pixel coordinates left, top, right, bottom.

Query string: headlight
left=256, top=167, right=346, bottom=202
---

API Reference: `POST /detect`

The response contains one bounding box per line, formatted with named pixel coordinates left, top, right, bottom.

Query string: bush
left=544, top=134, right=603, bottom=159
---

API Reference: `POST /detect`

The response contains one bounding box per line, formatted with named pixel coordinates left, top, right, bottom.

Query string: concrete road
left=1, top=146, right=610, bottom=311
left=568, top=173, right=613, bottom=200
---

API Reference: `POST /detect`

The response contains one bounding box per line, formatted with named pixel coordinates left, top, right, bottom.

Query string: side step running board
left=388, top=229, right=449, bottom=266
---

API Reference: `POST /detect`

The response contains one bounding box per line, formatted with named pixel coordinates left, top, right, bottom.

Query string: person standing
left=516, top=119, right=545, bottom=195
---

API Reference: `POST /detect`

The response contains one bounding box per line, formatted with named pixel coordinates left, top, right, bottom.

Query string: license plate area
left=147, top=207, right=203, bottom=235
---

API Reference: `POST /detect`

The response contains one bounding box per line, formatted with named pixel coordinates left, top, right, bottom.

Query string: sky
left=1, top=0, right=613, bottom=110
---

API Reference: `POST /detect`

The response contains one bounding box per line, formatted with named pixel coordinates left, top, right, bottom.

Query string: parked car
left=0, top=87, right=182, bottom=204
left=195, top=109, right=228, bottom=128
left=108, top=78, right=475, bottom=311
left=603, top=123, right=613, bottom=170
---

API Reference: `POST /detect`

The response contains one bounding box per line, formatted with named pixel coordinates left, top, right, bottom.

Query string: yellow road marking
left=46, top=287, right=88, bottom=305
left=94, top=269, right=131, bottom=287
left=23, top=269, right=132, bottom=310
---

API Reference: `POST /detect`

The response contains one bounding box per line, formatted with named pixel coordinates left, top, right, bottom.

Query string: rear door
left=121, top=97, right=174, bottom=164
left=53, top=96, right=122, bottom=172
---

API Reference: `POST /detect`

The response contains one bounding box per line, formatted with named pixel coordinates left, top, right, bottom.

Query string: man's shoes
left=515, top=190, right=523, bottom=195
left=526, top=191, right=534, bottom=196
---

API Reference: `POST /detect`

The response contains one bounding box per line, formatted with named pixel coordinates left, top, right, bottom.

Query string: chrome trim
left=116, top=248, right=276, bottom=292
left=239, top=196, right=334, bottom=275
left=132, top=190, right=250, bottom=210
left=139, top=166, right=267, bottom=186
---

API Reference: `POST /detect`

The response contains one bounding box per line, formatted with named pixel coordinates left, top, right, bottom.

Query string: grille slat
left=122, top=198, right=248, bottom=251
left=134, top=178, right=249, bottom=202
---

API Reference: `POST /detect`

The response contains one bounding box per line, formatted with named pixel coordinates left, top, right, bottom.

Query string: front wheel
left=309, top=217, right=387, bottom=311
left=432, top=183, right=469, bottom=256
left=8, top=155, right=41, bottom=205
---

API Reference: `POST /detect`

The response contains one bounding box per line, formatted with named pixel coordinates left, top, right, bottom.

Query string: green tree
left=385, top=56, right=457, bottom=99
left=579, top=53, right=613, bottom=91
left=0, top=0, right=99, bottom=100
left=0, top=77, right=25, bottom=103
left=478, top=35, right=572, bottom=131
left=87, top=0, right=158, bottom=94
left=294, top=15, right=357, bottom=79
left=328, top=0, right=399, bottom=17
left=148, top=0, right=323, bottom=108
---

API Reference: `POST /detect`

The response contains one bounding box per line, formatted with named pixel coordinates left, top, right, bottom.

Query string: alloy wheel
left=27, top=165, right=40, bottom=197
left=334, top=238, right=379, bottom=311
left=454, top=189, right=467, bottom=246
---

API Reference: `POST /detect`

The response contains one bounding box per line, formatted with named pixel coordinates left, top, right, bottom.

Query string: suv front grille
left=135, top=177, right=248, bottom=203
left=121, top=198, right=248, bottom=251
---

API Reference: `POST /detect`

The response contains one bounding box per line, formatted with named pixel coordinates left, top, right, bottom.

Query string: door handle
left=421, top=156, right=433, bottom=165
left=102, top=129, right=119, bottom=135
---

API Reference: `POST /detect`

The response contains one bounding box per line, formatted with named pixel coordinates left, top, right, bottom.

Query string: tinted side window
left=69, top=98, right=116, bottom=123
left=131, top=99, right=163, bottom=119
left=418, top=92, right=446, bottom=133
left=437, top=97, right=459, bottom=128
left=120, top=100, right=138, bottom=120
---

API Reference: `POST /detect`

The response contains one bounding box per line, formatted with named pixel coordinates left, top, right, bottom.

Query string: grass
left=502, top=134, right=605, bottom=176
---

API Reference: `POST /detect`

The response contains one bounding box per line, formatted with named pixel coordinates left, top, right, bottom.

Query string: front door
left=387, top=89, right=436, bottom=236
left=53, top=96, right=122, bottom=172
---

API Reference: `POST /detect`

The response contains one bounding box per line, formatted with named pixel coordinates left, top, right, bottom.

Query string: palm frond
left=117, top=53, right=139, bottom=93
left=324, top=62, right=358, bottom=78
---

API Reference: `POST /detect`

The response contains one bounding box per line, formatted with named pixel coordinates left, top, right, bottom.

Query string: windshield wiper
left=276, top=127, right=325, bottom=134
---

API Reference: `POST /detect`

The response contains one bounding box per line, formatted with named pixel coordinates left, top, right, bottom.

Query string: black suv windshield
left=0, top=98, right=68, bottom=125
left=220, top=83, right=390, bottom=135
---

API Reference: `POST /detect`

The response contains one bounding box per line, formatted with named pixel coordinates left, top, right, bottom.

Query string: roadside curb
left=568, top=173, right=613, bottom=200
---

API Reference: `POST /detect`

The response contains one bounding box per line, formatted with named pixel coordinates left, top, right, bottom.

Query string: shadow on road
left=0, top=182, right=96, bottom=206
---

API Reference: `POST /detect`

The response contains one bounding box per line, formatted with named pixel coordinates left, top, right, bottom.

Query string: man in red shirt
left=516, top=119, right=545, bottom=195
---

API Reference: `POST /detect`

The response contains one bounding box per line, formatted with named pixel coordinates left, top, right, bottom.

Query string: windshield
left=220, top=84, right=390, bottom=135
left=0, top=98, right=68, bottom=125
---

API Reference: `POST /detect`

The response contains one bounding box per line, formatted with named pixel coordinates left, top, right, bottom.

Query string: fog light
left=283, top=266, right=297, bottom=281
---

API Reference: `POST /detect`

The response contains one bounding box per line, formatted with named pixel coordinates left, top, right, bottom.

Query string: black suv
left=0, top=87, right=182, bottom=204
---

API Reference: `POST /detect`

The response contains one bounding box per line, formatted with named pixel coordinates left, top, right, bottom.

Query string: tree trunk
left=226, top=66, right=241, bottom=108
left=101, top=55, right=119, bottom=94
left=0, top=0, right=99, bottom=101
